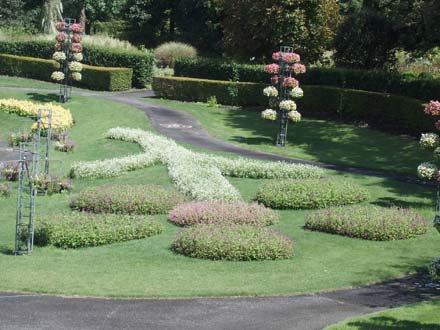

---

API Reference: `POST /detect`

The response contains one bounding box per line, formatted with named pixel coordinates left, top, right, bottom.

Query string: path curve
left=0, top=86, right=438, bottom=330
left=0, top=86, right=429, bottom=185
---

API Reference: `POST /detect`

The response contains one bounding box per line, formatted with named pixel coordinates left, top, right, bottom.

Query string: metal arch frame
left=59, top=17, right=77, bottom=103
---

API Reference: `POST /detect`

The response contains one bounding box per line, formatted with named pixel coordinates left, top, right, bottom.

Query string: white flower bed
left=71, top=128, right=325, bottom=200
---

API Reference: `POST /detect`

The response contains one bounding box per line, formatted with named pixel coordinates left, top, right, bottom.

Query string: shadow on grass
left=26, top=92, right=59, bottom=103
left=221, top=109, right=428, bottom=174
left=344, top=316, right=440, bottom=329
left=0, top=245, right=15, bottom=256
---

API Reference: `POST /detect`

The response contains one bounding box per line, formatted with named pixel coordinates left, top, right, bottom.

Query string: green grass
left=0, top=80, right=438, bottom=298
left=0, top=75, right=61, bottom=89
left=146, top=98, right=432, bottom=175
left=326, top=300, right=440, bottom=329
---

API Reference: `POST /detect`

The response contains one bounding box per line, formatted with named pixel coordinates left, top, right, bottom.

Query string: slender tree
left=42, top=0, right=63, bottom=34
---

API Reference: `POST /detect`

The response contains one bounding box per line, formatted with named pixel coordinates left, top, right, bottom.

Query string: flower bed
left=0, top=99, right=73, bottom=129
left=172, top=224, right=293, bottom=261
left=34, top=212, right=163, bottom=249
left=305, top=205, right=428, bottom=241
left=255, top=179, right=369, bottom=209
left=168, top=201, right=279, bottom=227
left=70, top=184, right=184, bottom=215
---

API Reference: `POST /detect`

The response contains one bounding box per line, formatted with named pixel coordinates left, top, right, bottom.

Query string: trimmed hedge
left=174, top=57, right=440, bottom=101
left=0, top=40, right=154, bottom=87
left=255, top=179, right=369, bottom=210
left=167, top=201, right=280, bottom=227
left=0, top=54, right=132, bottom=91
left=153, top=76, right=433, bottom=135
left=172, top=224, right=294, bottom=261
left=70, top=184, right=184, bottom=215
left=153, top=76, right=266, bottom=106
left=305, top=205, right=428, bottom=241
left=34, top=212, right=163, bottom=249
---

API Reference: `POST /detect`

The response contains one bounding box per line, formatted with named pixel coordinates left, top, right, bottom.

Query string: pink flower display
left=70, top=43, right=83, bottom=53
left=72, top=33, right=82, bottom=43
left=270, top=75, right=279, bottom=85
left=282, top=52, right=301, bottom=64
left=272, top=52, right=280, bottom=62
left=56, top=32, right=67, bottom=43
left=54, top=43, right=62, bottom=51
left=69, top=23, right=84, bottom=33
left=292, top=63, right=307, bottom=75
left=282, top=77, right=299, bottom=89
left=55, top=21, right=65, bottom=32
left=265, top=63, right=280, bottom=75
left=424, top=101, right=440, bottom=116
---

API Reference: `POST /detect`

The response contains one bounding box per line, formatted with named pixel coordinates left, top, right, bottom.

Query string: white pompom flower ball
left=288, top=110, right=302, bottom=123
left=71, top=72, right=82, bottom=82
left=290, top=87, right=304, bottom=99
left=51, top=71, right=65, bottom=82
left=417, top=162, right=438, bottom=181
left=72, top=53, right=83, bottom=62
left=68, top=61, right=83, bottom=72
left=263, top=86, right=278, bottom=98
left=52, top=51, right=66, bottom=62
left=279, top=100, right=297, bottom=112
left=420, top=133, right=440, bottom=150
left=261, top=109, right=277, bottom=121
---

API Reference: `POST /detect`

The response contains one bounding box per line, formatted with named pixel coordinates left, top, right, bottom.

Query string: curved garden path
left=0, top=86, right=439, bottom=330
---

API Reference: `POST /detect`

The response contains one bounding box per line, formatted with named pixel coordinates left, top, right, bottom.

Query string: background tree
left=42, top=0, right=63, bottom=34
left=218, top=0, right=341, bottom=63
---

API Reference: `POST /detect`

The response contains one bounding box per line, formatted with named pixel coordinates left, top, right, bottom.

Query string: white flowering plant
left=290, top=87, right=304, bottom=99
left=417, top=162, right=438, bottom=181
left=68, top=61, right=83, bottom=72
left=71, top=72, right=82, bottom=81
left=51, top=71, right=65, bottom=82
left=52, top=52, right=66, bottom=62
left=420, top=133, right=440, bottom=150
left=288, top=111, right=302, bottom=123
left=262, top=109, right=277, bottom=121
left=279, top=100, right=297, bottom=112
left=71, top=128, right=325, bottom=201
left=263, top=86, right=278, bottom=98
left=72, top=53, right=83, bottom=62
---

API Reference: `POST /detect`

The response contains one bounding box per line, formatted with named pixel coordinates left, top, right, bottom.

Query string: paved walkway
left=0, top=86, right=439, bottom=330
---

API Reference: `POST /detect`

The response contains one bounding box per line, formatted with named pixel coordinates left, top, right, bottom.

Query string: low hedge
left=255, top=179, right=369, bottom=210
left=153, top=76, right=266, bottom=106
left=0, top=54, right=132, bottom=91
left=305, top=205, right=428, bottom=241
left=153, top=76, right=432, bottom=135
left=174, top=57, right=440, bottom=101
left=172, top=224, right=294, bottom=261
left=0, top=40, right=154, bottom=87
left=34, top=212, right=163, bottom=248
left=168, top=201, right=280, bottom=227
left=429, top=257, right=440, bottom=281
left=70, top=184, right=184, bottom=215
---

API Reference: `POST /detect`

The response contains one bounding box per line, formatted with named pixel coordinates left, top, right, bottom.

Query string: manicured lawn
left=326, top=300, right=440, bottom=329
left=146, top=98, right=432, bottom=175
left=0, top=81, right=438, bottom=298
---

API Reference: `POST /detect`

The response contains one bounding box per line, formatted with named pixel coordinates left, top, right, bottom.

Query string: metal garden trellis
left=58, top=18, right=77, bottom=103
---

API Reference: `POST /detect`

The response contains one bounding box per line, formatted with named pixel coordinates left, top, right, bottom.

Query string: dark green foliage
left=152, top=76, right=266, bottom=106
left=174, top=58, right=440, bottom=102
left=305, top=205, right=428, bottom=241
left=255, top=179, right=369, bottom=210
left=34, top=212, right=164, bottom=249
left=334, top=8, right=398, bottom=69
left=0, top=40, right=154, bottom=87
left=153, top=76, right=431, bottom=136
left=70, top=184, right=184, bottom=215
left=0, top=54, right=133, bottom=91
left=172, top=224, right=294, bottom=261
left=429, top=257, right=440, bottom=281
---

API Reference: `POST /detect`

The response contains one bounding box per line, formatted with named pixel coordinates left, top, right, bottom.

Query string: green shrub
left=172, top=224, right=293, bottom=261
left=0, top=54, right=133, bottom=91
left=70, top=184, right=184, bottom=215
left=174, top=57, right=440, bottom=101
left=152, top=76, right=266, bottom=106
left=0, top=40, right=154, bottom=87
left=34, top=212, right=163, bottom=248
left=255, top=179, right=369, bottom=210
left=154, top=42, right=197, bottom=68
left=305, top=205, right=428, bottom=241
left=153, top=76, right=431, bottom=135
left=428, top=257, right=440, bottom=281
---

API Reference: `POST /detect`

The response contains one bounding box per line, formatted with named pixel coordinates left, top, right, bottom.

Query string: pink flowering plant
left=56, top=32, right=67, bottom=43
left=261, top=47, right=306, bottom=146
left=55, top=21, right=65, bottom=32
left=69, top=23, right=84, bottom=33
left=168, top=201, right=280, bottom=227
